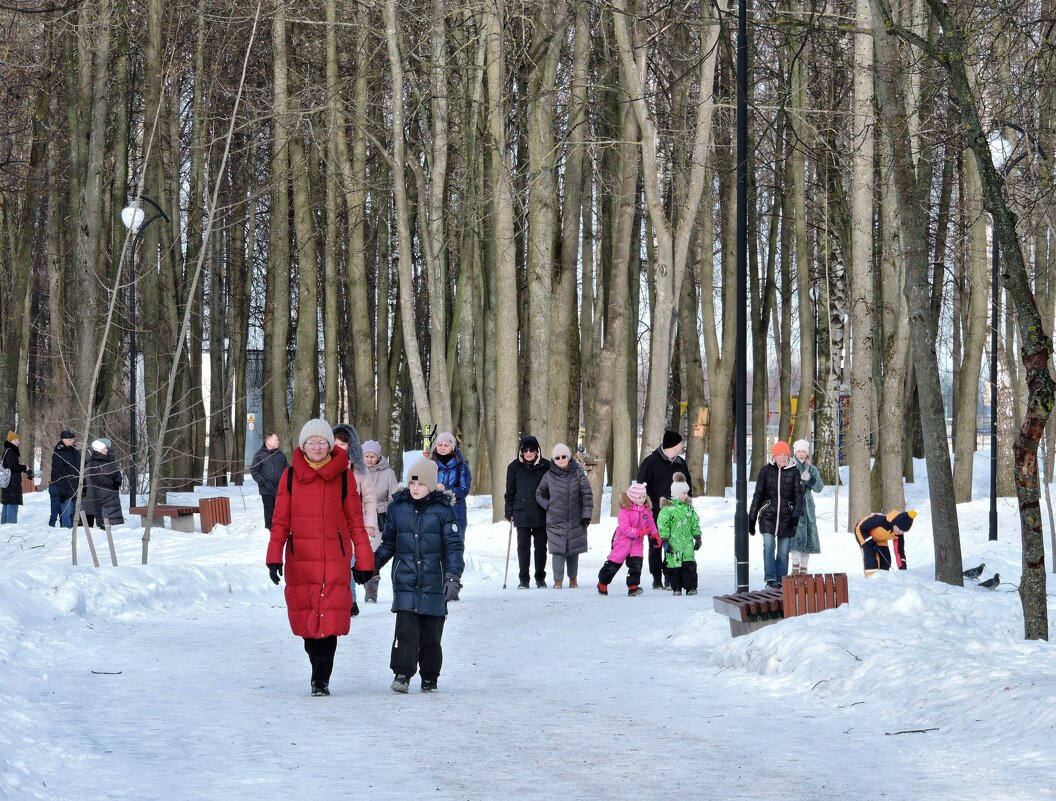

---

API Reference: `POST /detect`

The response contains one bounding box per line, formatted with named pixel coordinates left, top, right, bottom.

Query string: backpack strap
left=285, top=465, right=347, bottom=499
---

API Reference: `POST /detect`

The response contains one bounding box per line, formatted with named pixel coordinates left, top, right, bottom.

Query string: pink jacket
left=607, top=503, right=660, bottom=562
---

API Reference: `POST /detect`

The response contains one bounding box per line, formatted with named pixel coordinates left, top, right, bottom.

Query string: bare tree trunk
left=847, top=0, right=877, bottom=532
left=483, top=0, right=521, bottom=519
left=265, top=0, right=292, bottom=447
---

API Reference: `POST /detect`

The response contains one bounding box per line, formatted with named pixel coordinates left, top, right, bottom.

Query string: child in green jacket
left=656, top=473, right=701, bottom=596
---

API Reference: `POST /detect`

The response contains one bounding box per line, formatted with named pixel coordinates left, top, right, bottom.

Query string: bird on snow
left=962, top=562, right=985, bottom=580
left=978, top=573, right=1000, bottom=590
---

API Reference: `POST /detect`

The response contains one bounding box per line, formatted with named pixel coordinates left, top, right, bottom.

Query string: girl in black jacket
left=748, top=441, right=804, bottom=588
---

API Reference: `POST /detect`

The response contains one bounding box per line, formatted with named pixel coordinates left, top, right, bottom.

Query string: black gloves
left=748, top=521, right=756, bottom=536
left=693, top=536, right=702, bottom=551
left=352, top=569, right=374, bottom=585
left=268, top=563, right=283, bottom=585
left=582, top=517, right=592, bottom=529
left=443, top=573, right=462, bottom=602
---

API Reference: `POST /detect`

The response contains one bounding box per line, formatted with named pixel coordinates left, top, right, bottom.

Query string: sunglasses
left=554, top=455, right=569, bottom=461
left=522, top=447, right=538, bottom=453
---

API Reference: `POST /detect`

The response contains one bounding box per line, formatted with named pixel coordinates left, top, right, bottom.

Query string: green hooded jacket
left=657, top=498, right=701, bottom=568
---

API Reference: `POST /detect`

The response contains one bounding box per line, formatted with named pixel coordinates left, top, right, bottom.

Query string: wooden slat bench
left=713, top=573, right=850, bottom=637
left=712, top=587, right=785, bottom=637
left=782, top=572, right=849, bottom=618
left=198, top=496, right=232, bottom=533
left=129, top=504, right=199, bottom=532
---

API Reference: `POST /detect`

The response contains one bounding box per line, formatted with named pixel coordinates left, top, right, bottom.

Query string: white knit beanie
left=552, top=443, right=572, bottom=460
left=91, top=439, right=107, bottom=453
left=433, top=431, right=457, bottom=449
left=792, top=439, right=812, bottom=457
left=298, top=418, right=335, bottom=449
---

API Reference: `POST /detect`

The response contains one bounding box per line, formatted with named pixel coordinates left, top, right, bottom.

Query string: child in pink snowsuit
left=597, top=482, right=660, bottom=597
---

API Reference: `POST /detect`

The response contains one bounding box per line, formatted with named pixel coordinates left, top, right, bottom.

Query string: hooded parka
left=503, top=436, right=550, bottom=528
left=83, top=449, right=124, bottom=523
left=374, top=487, right=465, bottom=617
left=535, top=460, right=593, bottom=557
left=266, top=447, right=374, bottom=638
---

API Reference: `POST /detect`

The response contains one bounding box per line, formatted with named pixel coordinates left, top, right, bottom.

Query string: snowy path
left=18, top=571, right=1034, bottom=800
left=3, top=469, right=1054, bottom=800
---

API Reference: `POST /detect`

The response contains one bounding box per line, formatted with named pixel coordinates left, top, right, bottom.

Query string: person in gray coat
left=535, top=443, right=593, bottom=588
left=789, top=438, right=824, bottom=574
left=83, top=439, right=124, bottom=529
left=251, top=433, right=288, bottom=530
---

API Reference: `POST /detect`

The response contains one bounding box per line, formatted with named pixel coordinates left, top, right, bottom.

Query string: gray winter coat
left=789, top=459, right=824, bottom=554
left=535, top=461, right=593, bottom=557
left=83, top=451, right=124, bottom=524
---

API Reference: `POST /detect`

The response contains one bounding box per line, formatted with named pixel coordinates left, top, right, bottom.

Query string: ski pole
left=502, top=518, right=513, bottom=589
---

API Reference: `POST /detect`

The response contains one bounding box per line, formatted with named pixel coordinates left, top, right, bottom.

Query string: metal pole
left=734, top=0, right=750, bottom=592
left=124, top=193, right=169, bottom=509
left=129, top=235, right=138, bottom=508
left=990, top=219, right=998, bottom=541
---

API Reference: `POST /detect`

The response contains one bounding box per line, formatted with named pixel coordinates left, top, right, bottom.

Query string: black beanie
left=892, top=510, right=916, bottom=531
left=662, top=430, right=683, bottom=450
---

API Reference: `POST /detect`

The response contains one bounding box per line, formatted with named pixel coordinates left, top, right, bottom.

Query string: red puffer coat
left=266, top=447, right=375, bottom=638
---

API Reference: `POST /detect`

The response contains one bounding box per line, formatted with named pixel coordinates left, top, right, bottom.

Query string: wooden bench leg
left=169, top=515, right=196, bottom=532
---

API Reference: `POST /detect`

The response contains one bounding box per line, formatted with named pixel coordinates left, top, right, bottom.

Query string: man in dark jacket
left=504, top=435, right=551, bottom=589
left=636, top=430, right=693, bottom=589
left=251, top=433, right=288, bottom=529
left=49, top=430, right=81, bottom=528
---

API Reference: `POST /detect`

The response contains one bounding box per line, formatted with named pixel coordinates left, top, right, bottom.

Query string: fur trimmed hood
left=332, top=423, right=366, bottom=472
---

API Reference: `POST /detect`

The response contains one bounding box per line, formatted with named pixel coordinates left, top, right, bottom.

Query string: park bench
left=198, top=496, right=232, bottom=532
left=129, top=504, right=199, bottom=532
left=712, top=572, right=849, bottom=637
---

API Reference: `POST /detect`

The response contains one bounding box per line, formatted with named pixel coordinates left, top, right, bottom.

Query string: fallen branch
left=884, top=727, right=939, bottom=735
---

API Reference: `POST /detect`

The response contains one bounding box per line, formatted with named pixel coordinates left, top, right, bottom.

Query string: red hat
left=771, top=441, right=791, bottom=458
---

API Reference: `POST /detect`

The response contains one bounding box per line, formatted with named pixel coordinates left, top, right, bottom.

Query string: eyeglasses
left=304, top=439, right=330, bottom=448
left=554, top=455, right=569, bottom=461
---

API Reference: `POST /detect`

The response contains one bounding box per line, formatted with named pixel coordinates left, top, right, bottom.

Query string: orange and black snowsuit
left=855, top=510, right=909, bottom=575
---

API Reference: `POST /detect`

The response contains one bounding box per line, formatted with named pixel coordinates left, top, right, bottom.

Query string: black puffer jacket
left=51, top=441, right=82, bottom=499
left=636, top=447, right=693, bottom=521
left=504, top=438, right=550, bottom=528
left=535, top=461, right=593, bottom=556
left=1, top=441, right=30, bottom=506
left=374, top=487, right=464, bottom=617
left=83, top=450, right=124, bottom=524
left=748, top=460, right=804, bottom=538
left=250, top=446, right=288, bottom=497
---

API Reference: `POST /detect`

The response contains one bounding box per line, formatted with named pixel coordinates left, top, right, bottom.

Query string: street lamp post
left=121, top=195, right=169, bottom=507
left=734, top=0, right=750, bottom=592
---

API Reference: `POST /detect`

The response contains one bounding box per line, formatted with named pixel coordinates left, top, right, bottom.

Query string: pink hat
left=627, top=482, right=648, bottom=504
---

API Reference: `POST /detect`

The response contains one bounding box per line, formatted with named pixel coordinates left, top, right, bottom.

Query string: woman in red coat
left=266, top=419, right=375, bottom=696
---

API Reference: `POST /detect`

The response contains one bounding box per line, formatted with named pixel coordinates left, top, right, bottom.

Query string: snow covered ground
left=1, top=453, right=1053, bottom=800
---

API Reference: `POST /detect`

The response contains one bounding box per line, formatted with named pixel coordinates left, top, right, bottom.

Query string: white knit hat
left=91, top=439, right=107, bottom=453
left=792, top=439, right=812, bottom=457
left=552, top=443, right=572, bottom=460
left=298, top=418, right=335, bottom=449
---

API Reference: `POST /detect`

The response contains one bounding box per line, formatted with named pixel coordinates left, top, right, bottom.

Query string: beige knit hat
left=407, top=458, right=439, bottom=492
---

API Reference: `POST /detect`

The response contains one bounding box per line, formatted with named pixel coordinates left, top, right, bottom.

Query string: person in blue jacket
left=430, top=431, right=471, bottom=534
left=374, top=458, right=464, bottom=694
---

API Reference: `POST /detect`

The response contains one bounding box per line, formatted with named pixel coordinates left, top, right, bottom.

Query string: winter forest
left=1, top=2, right=1055, bottom=630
